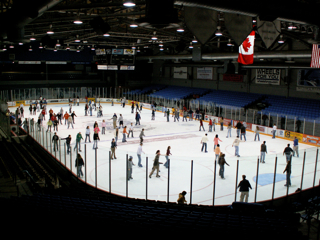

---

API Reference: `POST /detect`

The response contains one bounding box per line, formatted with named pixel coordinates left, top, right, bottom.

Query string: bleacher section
left=129, top=85, right=320, bottom=122
left=148, top=85, right=210, bottom=99
left=197, top=90, right=263, bottom=108
left=261, top=95, right=320, bottom=120
left=127, top=84, right=165, bottom=95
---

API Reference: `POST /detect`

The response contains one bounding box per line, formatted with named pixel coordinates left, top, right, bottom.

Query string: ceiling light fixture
left=103, top=33, right=110, bottom=37
left=66, top=44, right=70, bottom=50
left=73, top=13, right=83, bottom=24
left=39, top=43, right=43, bottom=49
left=47, top=24, right=54, bottom=34
left=151, top=31, right=157, bottom=40
left=130, top=23, right=138, bottom=28
left=192, top=37, right=198, bottom=43
left=278, top=35, right=284, bottom=44
left=215, top=26, right=222, bottom=36
left=177, top=28, right=184, bottom=32
left=56, top=40, right=61, bottom=47
left=2, top=45, right=7, bottom=51
left=227, top=39, right=233, bottom=46
left=287, top=23, right=296, bottom=30
left=75, top=35, right=81, bottom=43
left=30, top=32, right=36, bottom=41
left=123, top=0, right=136, bottom=7
left=28, top=45, right=32, bottom=51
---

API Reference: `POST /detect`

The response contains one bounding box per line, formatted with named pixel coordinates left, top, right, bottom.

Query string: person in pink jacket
left=213, top=134, right=222, bottom=150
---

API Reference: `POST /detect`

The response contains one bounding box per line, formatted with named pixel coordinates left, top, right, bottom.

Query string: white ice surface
left=14, top=102, right=320, bottom=206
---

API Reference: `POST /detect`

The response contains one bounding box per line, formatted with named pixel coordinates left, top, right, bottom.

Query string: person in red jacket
left=63, top=112, right=69, bottom=125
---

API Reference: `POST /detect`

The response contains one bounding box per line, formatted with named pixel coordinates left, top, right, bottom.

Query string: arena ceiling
left=0, top=0, right=319, bottom=62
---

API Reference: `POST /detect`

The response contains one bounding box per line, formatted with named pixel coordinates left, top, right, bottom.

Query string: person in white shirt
left=232, top=136, right=244, bottom=157
left=85, top=126, right=91, bottom=142
left=201, top=133, right=209, bottom=152
left=272, top=124, right=277, bottom=139
left=137, top=143, right=145, bottom=167
left=127, top=123, right=134, bottom=138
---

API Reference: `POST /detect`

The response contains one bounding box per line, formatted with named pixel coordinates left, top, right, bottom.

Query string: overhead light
left=91, top=45, right=95, bottom=50
left=151, top=31, right=158, bottom=40
left=227, top=39, right=233, bottom=46
left=215, top=26, right=222, bottom=36
left=28, top=46, right=32, bottom=51
left=75, top=35, right=81, bottom=42
left=9, top=45, right=14, bottom=49
left=287, top=23, right=296, bottom=30
left=66, top=44, right=70, bottom=50
left=159, top=43, right=163, bottom=47
left=123, top=0, right=136, bottom=7
left=73, top=14, right=83, bottom=24
left=278, top=35, right=284, bottom=44
left=192, top=37, right=198, bottom=43
left=53, top=48, right=57, bottom=52
left=30, top=32, right=36, bottom=41
left=103, top=33, right=110, bottom=37
left=19, top=42, right=23, bottom=45
left=47, top=24, right=54, bottom=34
left=39, top=43, right=43, bottom=49
left=177, top=28, right=184, bottom=32
left=160, top=48, right=164, bottom=51
left=132, top=46, right=136, bottom=49
left=189, top=45, right=193, bottom=49
left=2, top=45, right=7, bottom=51
left=56, top=40, right=61, bottom=47
left=130, top=23, right=138, bottom=28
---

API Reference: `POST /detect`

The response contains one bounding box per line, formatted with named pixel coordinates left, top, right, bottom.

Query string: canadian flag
left=238, top=30, right=255, bottom=65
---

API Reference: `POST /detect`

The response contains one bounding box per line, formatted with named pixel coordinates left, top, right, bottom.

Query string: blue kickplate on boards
left=253, top=173, right=288, bottom=186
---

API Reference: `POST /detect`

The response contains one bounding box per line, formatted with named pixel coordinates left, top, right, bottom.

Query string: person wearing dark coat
left=75, top=153, right=84, bottom=178
left=237, top=175, right=252, bottom=202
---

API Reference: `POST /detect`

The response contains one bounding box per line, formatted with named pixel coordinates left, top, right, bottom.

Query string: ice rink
left=13, top=102, right=320, bottom=206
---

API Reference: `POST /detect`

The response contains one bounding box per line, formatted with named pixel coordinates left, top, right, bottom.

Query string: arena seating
left=148, top=85, right=209, bottom=99
left=197, top=90, right=263, bottom=108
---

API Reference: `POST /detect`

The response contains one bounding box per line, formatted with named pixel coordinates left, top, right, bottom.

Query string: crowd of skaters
left=6, top=96, right=302, bottom=204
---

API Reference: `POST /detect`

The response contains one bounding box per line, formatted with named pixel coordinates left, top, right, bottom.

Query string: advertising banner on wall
left=173, top=67, right=188, bottom=79
left=197, top=67, right=213, bottom=80
left=255, top=69, right=281, bottom=85
left=302, top=134, right=320, bottom=146
left=284, top=131, right=303, bottom=142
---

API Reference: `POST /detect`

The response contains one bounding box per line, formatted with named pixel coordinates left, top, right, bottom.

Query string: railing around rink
left=2, top=86, right=320, bottom=136
left=24, top=115, right=320, bottom=206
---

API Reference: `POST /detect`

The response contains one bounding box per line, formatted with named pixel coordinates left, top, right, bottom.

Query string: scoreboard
left=95, top=48, right=135, bottom=68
